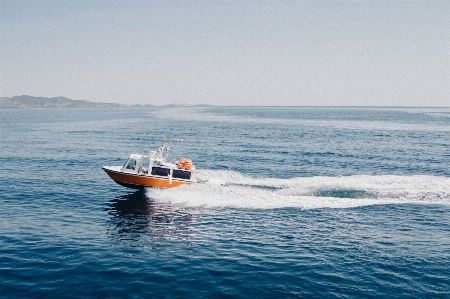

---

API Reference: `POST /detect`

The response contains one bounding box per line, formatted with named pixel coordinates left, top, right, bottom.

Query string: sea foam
left=146, top=171, right=450, bottom=210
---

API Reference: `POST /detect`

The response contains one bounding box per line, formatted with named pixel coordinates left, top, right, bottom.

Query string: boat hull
left=102, top=166, right=192, bottom=189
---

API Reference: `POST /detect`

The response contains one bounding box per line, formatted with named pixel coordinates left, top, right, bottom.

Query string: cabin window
left=125, top=159, right=137, bottom=170
left=173, top=169, right=191, bottom=180
left=151, top=167, right=169, bottom=177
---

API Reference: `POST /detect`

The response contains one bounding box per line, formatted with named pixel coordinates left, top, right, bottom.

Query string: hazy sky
left=1, top=1, right=449, bottom=106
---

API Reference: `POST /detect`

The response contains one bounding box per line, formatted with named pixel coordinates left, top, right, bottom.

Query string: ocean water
left=1, top=107, right=449, bottom=298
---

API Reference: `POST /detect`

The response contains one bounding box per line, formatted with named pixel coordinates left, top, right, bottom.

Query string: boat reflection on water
left=105, top=190, right=193, bottom=247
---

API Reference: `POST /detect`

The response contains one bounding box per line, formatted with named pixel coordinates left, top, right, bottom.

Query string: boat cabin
left=121, top=152, right=192, bottom=180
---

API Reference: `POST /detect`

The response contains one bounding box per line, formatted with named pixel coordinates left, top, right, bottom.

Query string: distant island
left=0, top=95, right=212, bottom=108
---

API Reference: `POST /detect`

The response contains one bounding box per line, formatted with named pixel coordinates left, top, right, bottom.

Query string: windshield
left=123, top=158, right=137, bottom=170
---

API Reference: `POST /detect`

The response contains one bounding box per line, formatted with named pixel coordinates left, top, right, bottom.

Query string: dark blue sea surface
left=1, top=107, right=449, bottom=298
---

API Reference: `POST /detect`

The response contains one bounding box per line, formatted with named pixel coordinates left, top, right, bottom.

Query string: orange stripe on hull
left=104, top=168, right=190, bottom=188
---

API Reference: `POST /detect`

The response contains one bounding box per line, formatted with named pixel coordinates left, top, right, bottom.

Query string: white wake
left=146, top=171, right=450, bottom=210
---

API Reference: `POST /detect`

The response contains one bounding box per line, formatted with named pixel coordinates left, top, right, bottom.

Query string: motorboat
left=103, top=140, right=206, bottom=189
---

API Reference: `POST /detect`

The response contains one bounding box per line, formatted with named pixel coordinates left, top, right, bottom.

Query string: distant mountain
left=0, top=95, right=155, bottom=108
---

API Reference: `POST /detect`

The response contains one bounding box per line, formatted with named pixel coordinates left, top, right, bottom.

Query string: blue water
left=1, top=107, right=449, bottom=298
